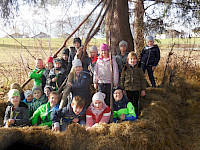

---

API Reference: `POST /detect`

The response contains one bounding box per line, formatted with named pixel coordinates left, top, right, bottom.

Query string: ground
left=0, top=37, right=199, bottom=149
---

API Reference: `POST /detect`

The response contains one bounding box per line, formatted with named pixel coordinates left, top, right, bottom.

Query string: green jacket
left=120, top=64, right=146, bottom=91
left=29, top=68, right=45, bottom=86
left=113, top=96, right=137, bottom=120
left=31, top=102, right=59, bottom=127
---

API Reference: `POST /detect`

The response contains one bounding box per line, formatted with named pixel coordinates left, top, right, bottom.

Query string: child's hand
left=52, top=126, right=60, bottom=132
left=141, top=90, right=146, bottom=97
left=68, top=82, right=73, bottom=87
left=52, top=77, right=58, bottom=82
left=72, top=118, right=79, bottom=123
left=94, top=83, right=98, bottom=89
left=152, top=66, right=156, bottom=71
left=120, top=114, right=126, bottom=120
left=34, top=123, right=37, bottom=126
left=7, top=119, right=15, bottom=125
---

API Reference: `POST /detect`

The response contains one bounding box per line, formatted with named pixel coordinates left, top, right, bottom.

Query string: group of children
left=3, top=36, right=160, bottom=131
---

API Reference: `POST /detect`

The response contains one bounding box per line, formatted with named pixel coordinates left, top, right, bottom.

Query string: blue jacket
left=50, top=103, right=86, bottom=125
left=140, top=45, right=160, bottom=67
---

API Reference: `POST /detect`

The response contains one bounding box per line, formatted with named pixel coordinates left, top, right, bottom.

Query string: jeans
left=142, top=65, right=156, bottom=87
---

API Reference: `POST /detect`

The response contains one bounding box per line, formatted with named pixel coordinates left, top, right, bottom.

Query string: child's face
left=55, top=62, right=61, bottom=69
left=10, top=96, right=20, bottom=107
left=74, top=66, right=83, bottom=74
left=33, top=90, right=42, bottom=100
left=113, top=89, right=123, bottom=102
left=27, top=94, right=33, bottom=102
left=49, top=94, right=59, bottom=107
left=147, top=40, right=154, bottom=47
left=90, top=50, right=98, bottom=57
left=46, top=62, right=53, bottom=70
left=71, top=104, right=83, bottom=115
left=44, top=88, right=51, bottom=97
left=101, top=50, right=109, bottom=58
left=62, top=54, right=69, bottom=61
left=93, top=100, right=103, bottom=110
left=74, top=42, right=81, bottom=49
left=129, top=57, right=137, bottom=66
left=120, top=44, right=127, bottom=54
left=36, top=60, right=43, bottom=69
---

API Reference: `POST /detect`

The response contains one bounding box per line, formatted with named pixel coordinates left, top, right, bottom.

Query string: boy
left=42, top=56, right=54, bottom=91
left=140, top=36, right=160, bottom=87
left=23, top=90, right=33, bottom=106
left=51, top=96, right=86, bottom=132
left=29, top=58, right=45, bottom=86
left=4, top=89, right=29, bottom=127
left=61, top=47, right=69, bottom=73
left=89, top=45, right=98, bottom=74
left=116, top=40, right=129, bottom=76
left=31, top=91, right=59, bottom=127
left=67, top=37, right=82, bottom=73
left=47, top=58, right=67, bottom=91
left=29, top=85, right=48, bottom=116
left=113, top=87, right=137, bottom=123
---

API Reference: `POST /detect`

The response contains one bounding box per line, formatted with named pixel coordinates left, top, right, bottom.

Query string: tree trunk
left=105, top=0, right=134, bottom=55
left=133, top=0, right=145, bottom=55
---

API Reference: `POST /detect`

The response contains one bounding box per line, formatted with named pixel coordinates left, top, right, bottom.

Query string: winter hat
left=113, top=86, right=123, bottom=93
left=92, top=92, right=106, bottom=103
left=62, top=47, right=69, bottom=56
left=54, top=58, right=62, bottom=65
left=44, top=85, right=53, bottom=92
left=73, top=37, right=82, bottom=45
left=46, top=56, right=53, bottom=63
left=146, top=36, right=154, bottom=43
left=32, top=85, right=43, bottom=93
left=90, top=45, right=98, bottom=52
left=24, top=90, right=33, bottom=99
left=72, top=59, right=82, bottom=68
left=8, top=89, right=20, bottom=100
left=119, top=40, right=128, bottom=48
left=100, top=43, right=109, bottom=52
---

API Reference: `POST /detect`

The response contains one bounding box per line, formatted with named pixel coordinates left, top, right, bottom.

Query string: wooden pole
left=21, top=0, right=104, bottom=89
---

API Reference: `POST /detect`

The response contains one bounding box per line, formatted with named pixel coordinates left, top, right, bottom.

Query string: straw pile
left=0, top=83, right=199, bottom=150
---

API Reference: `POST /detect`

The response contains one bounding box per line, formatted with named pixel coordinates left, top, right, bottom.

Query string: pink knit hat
left=100, top=43, right=109, bottom=52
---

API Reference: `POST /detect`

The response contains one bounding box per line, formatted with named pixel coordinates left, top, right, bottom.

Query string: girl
left=89, top=45, right=98, bottom=74
left=120, top=52, right=146, bottom=115
left=86, top=92, right=111, bottom=128
left=4, top=89, right=29, bottom=127
left=60, top=59, right=91, bottom=109
left=93, top=43, right=119, bottom=106
left=31, top=91, right=59, bottom=127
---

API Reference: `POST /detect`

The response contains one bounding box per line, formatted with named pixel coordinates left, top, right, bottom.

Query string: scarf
left=90, top=102, right=106, bottom=116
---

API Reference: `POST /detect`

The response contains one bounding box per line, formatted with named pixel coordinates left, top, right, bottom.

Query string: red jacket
left=86, top=105, right=111, bottom=127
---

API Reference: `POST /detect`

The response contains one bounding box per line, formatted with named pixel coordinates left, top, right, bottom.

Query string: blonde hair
left=127, top=51, right=138, bottom=61
left=49, top=91, right=59, bottom=99
left=71, top=96, right=85, bottom=108
left=10, top=83, right=23, bottom=93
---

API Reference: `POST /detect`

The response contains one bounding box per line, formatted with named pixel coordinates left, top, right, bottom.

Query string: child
left=86, top=92, right=111, bottom=128
left=61, top=59, right=91, bottom=108
left=29, top=85, right=48, bottom=116
left=10, top=83, right=25, bottom=100
left=44, top=85, right=53, bottom=98
left=51, top=96, right=86, bottom=132
left=140, top=36, right=160, bottom=87
left=116, top=40, right=129, bottom=77
left=23, top=90, right=33, bottom=106
left=61, top=47, right=69, bottom=73
left=4, top=89, right=29, bottom=127
left=113, top=87, right=137, bottom=123
left=120, top=52, right=146, bottom=115
left=47, top=58, right=67, bottom=91
left=67, top=37, right=82, bottom=73
left=29, top=58, right=45, bottom=86
left=41, top=56, right=54, bottom=90
left=89, top=45, right=98, bottom=74
left=93, top=43, right=119, bottom=106
left=31, top=91, right=59, bottom=127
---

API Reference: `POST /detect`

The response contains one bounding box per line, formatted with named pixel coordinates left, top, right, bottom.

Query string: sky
left=0, top=0, right=199, bottom=38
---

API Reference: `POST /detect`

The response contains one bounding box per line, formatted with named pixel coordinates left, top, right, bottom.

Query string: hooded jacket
left=29, top=68, right=45, bottom=86
left=140, top=45, right=160, bottom=67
